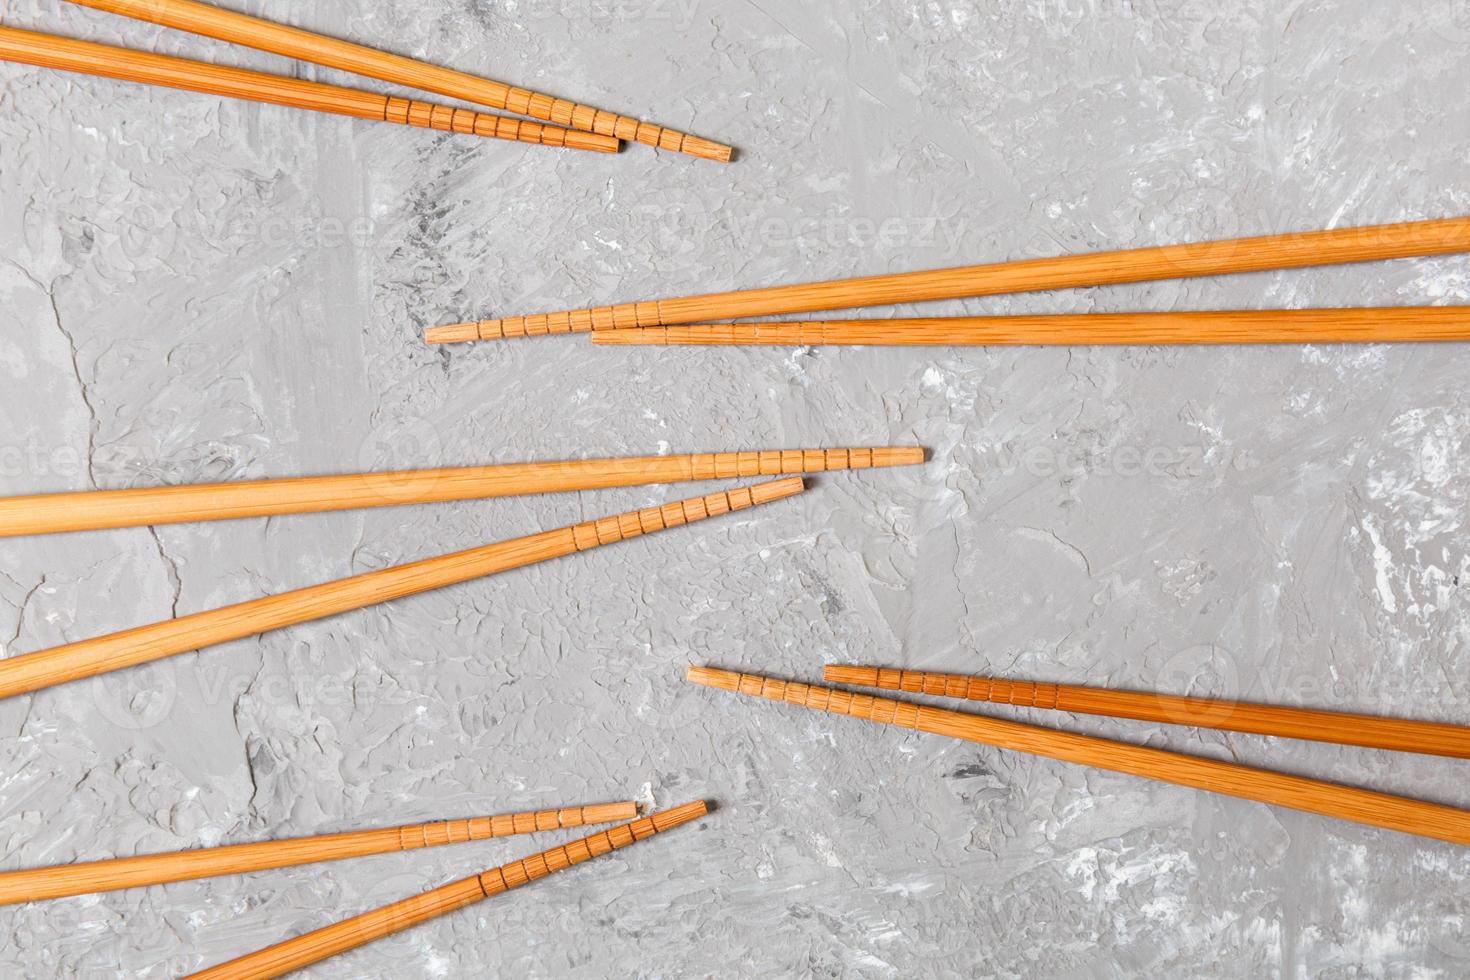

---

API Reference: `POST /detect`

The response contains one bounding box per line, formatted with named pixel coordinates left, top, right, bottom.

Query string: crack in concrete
left=232, top=649, right=271, bottom=824
left=147, top=527, right=184, bottom=620
left=9, top=263, right=189, bottom=661
left=7, top=574, right=45, bottom=739
left=1019, top=525, right=1095, bottom=578
left=6, top=574, right=45, bottom=654
left=44, top=282, right=99, bottom=490
left=5, top=262, right=98, bottom=488
left=0, top=568, right=24, bottom=597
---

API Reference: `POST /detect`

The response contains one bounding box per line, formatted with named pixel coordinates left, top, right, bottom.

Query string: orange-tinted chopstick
left=0, top=447, right=917, bottom=538
left=825, top=665, right=1470, bottom=760
left=587, top=308, right=1470, bottom=347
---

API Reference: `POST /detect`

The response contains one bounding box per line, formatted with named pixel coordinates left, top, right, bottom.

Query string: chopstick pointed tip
left=424, top=322, right=479, bottom=344
left=749, top=476, right=806, bottom=504
left=650, top=799, right=711, bottom=831
left=878, top=446, right=927, bottom=467
left=686, top=665, right=740, bottom=691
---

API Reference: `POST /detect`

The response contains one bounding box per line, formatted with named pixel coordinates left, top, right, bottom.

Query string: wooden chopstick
left=424, top=215, right=1470, bottom=342
left=65, top=0, right=732, bottom=162
left=185, top=800, right=708, bottom=980
left=0, top=447, right=919, bottom=538
left=0, top=802, right=635, bottom=905
left=588, top=308, right=1470, bottom=347
left=688, top=667, right=1470, bottom=848
left=825, top=665, right=1470, bottom=760
left=0, top=479, right=802, bottom=701
left=0, top=26, right=617, bottom=153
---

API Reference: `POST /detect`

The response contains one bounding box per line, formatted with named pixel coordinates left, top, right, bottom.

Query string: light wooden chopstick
left=424, top=215, right=1470, bottom=342
left=185, top=800, right=708, bottom=980
left=825, top=666, right=1470, bottom=760
left=66, top=0, right=732, bottom=162
left=0, top=447, right=919, bottom=538
left=689, top=667, right=1470, bottom=848
left=0, top=26, right=616, bottom=153
left=589, top=308, right=1470, bottom=347
left=0, top=802, right=635, bottom=905
left=0, top=479, right=802, bottom=701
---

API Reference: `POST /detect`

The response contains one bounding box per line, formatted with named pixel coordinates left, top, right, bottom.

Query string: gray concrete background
left=1, top=0, right=1469, bottom=975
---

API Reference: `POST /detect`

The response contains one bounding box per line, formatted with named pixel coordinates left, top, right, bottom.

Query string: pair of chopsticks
left=0, top=447, right=921, bottom=701
left=0, top=0, right=732, bottom=159
left=0, top=798, right=705, bottom=977
left=424, top=215, right=1470, bottom=346
left=689, top=665, right=1470, bottom=847
left=178, top=801, right=707, bottom=979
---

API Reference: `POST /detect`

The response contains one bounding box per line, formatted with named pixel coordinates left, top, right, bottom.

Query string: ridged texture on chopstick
left=186, top=800, right=708, bottom=980
left=66, top=0, right=730, bottom=162
left=0, top=26, right=616, bottom=152
left=590, top=308, right=1470, bottom=347
left=0, top=802, right=636, bottom=905
left=689, top=668, right=1470, bottom=847
left=0, top=447, right=919, bottom=538
left=825, top=665, right=1470, bottom=760
left=425, top=215, right=1470, bottom=342
left=0, top=480, right=802, bottom=701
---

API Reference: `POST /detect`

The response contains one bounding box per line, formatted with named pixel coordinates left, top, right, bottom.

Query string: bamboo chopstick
left=689, top=667, right=1470, bottom=848
left=0, top=26, right=617, bottom=153
left=589, top=308, right=1470, bottom=347
left=186, top=800, right=708, bottom=980
left=0, top=479, right=802, bottom=701
left=0, top=802, right=635, bottom=905
left=66, top=0, right=732, bottom=162
left=0, top=447, right=919, bottom=538
left=425, top=215, right=1470, bottom=342
left=825, top=666, right=1470, bottom=760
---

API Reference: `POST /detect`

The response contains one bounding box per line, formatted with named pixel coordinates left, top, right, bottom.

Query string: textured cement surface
left=2, top=0, right=1470, bottom=976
